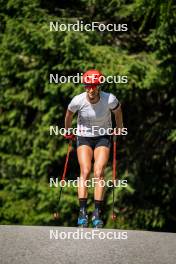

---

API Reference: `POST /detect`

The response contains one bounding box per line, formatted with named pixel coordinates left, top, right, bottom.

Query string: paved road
left=0, top=225, right=176, bottom=264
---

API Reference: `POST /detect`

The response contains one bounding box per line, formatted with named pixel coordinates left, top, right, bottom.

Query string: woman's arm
left=112, top=104, right=123, bottom=130
left=65, top=109, right=74, bottom=131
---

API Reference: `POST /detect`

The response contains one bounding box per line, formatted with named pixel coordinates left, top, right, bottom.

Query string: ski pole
left=111, top=134, right=117, bottom=221
left=53, top=139, right=73, bottom=220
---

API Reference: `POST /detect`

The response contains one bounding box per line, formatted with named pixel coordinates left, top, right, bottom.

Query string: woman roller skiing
left=64, top=69, right=124, bottom=228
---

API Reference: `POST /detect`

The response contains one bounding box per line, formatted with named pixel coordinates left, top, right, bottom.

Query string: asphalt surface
left=0, top=225, right=176, bottom=264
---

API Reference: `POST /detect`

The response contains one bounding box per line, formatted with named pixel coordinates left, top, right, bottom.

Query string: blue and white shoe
left=92, top=209, right=103, bottom=228
left=77, top=208, right=88, bottom=227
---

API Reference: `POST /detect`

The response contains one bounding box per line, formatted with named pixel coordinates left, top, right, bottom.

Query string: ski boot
left=77, top=208, right=88, bottom=227
left=92, top=209, right=103, bottom=228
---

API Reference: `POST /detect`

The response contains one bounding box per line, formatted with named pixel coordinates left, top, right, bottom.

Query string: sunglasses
left=83, top=84, right=100, bottom=90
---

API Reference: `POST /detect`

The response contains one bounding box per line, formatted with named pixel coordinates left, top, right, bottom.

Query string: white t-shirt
left=68, top=91, right=119, bottom=137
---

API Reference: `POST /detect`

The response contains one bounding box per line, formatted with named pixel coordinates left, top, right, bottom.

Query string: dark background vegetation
left=0, top=0, right=175, bottom=231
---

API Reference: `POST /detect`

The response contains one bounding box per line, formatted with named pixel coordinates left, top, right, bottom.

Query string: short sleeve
left=68, top=95, right=80, bottom=113
left=108, top=93, right=119, bottom=110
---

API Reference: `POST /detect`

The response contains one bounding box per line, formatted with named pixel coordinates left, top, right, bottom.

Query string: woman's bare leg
left=77, top=145, right=93, bottom=198
left=93, top=146, right=110, bottom=200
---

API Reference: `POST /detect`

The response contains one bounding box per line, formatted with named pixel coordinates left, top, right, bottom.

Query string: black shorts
left=77, top=135, right=111, bottom=149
